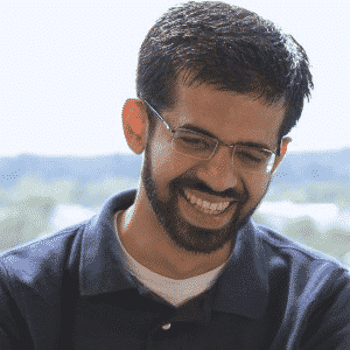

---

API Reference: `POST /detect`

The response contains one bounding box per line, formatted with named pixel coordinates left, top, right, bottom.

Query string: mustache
left=173, top=179, right=246, bottom=201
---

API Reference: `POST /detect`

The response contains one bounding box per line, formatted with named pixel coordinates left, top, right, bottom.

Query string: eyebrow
left=180, top=123, right=272, bottom=151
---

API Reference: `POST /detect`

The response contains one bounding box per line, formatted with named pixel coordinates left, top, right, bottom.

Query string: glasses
left=143, top=100, right=278, bottom=174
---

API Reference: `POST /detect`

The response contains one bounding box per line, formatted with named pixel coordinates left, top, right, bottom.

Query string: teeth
left=217, top=202, right=225, bottom=211
left=210, top=203, right=218, bottom=210
left=202, top=201, right=210, bottom=209
left=183, top=189, right=231, bottom=215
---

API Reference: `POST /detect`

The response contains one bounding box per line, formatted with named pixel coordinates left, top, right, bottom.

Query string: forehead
left=166, top=83, right=286, bottom=149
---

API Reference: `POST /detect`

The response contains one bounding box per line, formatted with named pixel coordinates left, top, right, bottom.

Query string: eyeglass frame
left=142, top=99, right=281, bottom=173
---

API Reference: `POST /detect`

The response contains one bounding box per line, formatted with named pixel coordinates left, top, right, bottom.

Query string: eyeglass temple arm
left=276, top=138, right=283, bottom=156
left=142, top=99, right=172, bottom=131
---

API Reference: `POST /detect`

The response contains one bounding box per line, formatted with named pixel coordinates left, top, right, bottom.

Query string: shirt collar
left=212, top=219, right=269, bottom=319
left=80, top=189, right=138, bottom=295
left=79, top=189, right=268, bottom=319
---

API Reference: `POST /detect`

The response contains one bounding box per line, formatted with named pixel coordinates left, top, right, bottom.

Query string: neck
left=116, top=188, right=233, bottom=280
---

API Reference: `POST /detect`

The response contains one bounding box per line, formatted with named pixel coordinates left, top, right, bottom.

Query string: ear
left=122, top=99, right=149, bottom=154
left=271, top=136, right=292, bottom=173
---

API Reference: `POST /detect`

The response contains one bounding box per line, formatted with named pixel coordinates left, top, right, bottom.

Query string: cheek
left=150, top=138, right=192, bottom=181
left=246, top=174, right=271, bottom=203
left=151, top=137, right=173, bottom=176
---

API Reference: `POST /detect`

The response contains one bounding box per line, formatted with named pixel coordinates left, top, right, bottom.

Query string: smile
left=183, top=188, right=233, bottom=215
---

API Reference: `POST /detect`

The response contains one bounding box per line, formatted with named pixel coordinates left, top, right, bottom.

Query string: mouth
left=182, top=187, right=237, bottom=216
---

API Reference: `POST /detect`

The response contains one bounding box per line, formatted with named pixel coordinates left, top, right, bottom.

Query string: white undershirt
left=114, top=210, right=227, bottom=307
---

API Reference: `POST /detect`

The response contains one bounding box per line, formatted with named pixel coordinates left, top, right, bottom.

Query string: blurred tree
left=252, top=211, right=274, bottom=229
left=282, top=216, right=319, bottom=247
left=305, top=180, right=350, bottom=208
left=281, top=216, right=350, bottom=265
left=69, top=175, right=139, bottom=209
left=264, top=182, right=308, bottom=203
left=324, top=225, right=350, bottom=263
left=0, top=195, right=57, bottom=251
left=8, top=172, right=74, bottom=204
left=1, top=170, right=349, bottom=269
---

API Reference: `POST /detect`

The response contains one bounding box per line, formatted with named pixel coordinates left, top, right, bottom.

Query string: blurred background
left=1, top=0, right=350, bottom=267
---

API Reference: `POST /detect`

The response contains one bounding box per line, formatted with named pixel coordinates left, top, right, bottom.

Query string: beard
left=142, top=144, right=268, bottom=254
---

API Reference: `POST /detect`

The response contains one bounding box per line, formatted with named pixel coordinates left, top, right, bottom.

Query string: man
left=1, top=1, right=349, bottom=349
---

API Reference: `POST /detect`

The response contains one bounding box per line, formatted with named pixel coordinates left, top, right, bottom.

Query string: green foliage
left=0, top=195, right=57, bottom=251
left=282, top=216, right=319, bottom=245
left=265, top=182, right=309, bottom=203
left=254, top=212, right=350, bottom=267
left=304, top=180, right=350, bottom=208
left=8, top=172, right=74, bottom=204
left=1, top=174, right=350, bottom=269
left=251, top=211, right=272, bottom=228
left=0, top=173, right=76, bottom=251
left=69, top=175, right=139, bottom=209
left=0, top=174, right=139, bottom=252
left=265, top=180, right=350, bottom=208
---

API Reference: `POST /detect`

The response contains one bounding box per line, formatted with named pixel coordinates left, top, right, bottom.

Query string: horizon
left=1, top=146, right=350, bottom=159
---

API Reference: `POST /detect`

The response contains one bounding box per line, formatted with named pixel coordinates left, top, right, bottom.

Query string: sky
left=1, top=0, right=349, bottom=157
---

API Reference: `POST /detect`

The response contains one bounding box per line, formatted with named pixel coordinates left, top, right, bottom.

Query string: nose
left=196, top=143, right=239, bottom=192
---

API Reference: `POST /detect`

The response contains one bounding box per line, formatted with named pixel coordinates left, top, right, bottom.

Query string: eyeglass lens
left=173, top=129, right=275, bottom=173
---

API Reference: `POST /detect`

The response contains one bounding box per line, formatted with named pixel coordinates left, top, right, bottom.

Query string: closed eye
left=236, top=150, right=268, bottom=163
left=179, top=136, right=212, bottom=150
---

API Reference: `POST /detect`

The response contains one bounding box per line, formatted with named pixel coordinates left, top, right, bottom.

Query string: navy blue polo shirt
left=0, top=189, right=350, bottom=350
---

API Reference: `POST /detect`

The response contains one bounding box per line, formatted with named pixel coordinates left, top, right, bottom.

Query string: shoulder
left=251, top=220, right=350, bottom=298
left=0, top=219, right=91, bottom=349
left=0, top=188, right=137, bottom=291
left=0, top=219, right=88, bottom=293
left=251, top=221, right=350, bottom=346
left=252, top=220, right=347, bottom=268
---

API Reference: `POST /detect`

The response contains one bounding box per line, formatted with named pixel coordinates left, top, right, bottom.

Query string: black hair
left=136, top=1, right=313, bottom=144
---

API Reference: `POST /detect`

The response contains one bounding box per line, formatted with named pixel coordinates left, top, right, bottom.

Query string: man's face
left=141, top=83, right=286, bottom=254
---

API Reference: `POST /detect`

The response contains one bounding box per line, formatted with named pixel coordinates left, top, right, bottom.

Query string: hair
left=136, top=1, right=313, bottom=146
